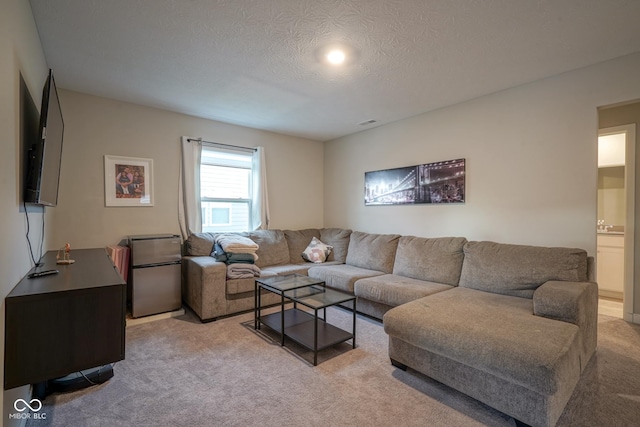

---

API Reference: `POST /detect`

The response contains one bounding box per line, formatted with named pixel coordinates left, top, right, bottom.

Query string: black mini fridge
left=128, top=234, right=182, bottom=317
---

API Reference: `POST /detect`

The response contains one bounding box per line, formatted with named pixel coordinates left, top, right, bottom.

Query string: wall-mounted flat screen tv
left=24, top=69, right=64, bottom=206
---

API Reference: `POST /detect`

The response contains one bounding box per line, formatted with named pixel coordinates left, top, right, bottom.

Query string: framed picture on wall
left=364, top=158, right=465, bottom=206
left=104, top=155, right=154, bottom=207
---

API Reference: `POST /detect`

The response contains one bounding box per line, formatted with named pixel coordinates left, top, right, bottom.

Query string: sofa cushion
left=283, top=229, right=321, bottom=264
left=320, top=228, right=351, bottom=263
left=263, top=261, right=345, bottom=276
left=355, top=274, right=453, bottom=307
left=459, top=241, right=589, bottom=298
left=263, top=261, right=344, bottom=277
left=345, top=231, right=400, bottom=273
left=393, top=236, right=467, bottom=285
left=247, top=230, right=290, bottom=268
left=383, top=287, right=582, bottom=395
left=185, top=232, right=217, bottom=256
left=307, top=264, right=384, bottom=293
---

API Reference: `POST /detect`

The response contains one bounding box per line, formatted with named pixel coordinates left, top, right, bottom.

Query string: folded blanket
left=227, top=263, right=261, bottom=279
left=211, top=243, right=258, bottom=264
left=216, top=234, right=259, bottom=254
left=226, top=252, right=258, bottom=264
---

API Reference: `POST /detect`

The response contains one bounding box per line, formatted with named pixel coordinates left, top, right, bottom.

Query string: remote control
left=28, top=269, right=59, bottom=278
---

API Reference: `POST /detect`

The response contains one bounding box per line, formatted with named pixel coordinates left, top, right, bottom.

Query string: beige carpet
left=26, top=307, right=640, bottom=426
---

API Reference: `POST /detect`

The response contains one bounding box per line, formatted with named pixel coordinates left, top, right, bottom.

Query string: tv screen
left=24, top=69, right=64, bottom=207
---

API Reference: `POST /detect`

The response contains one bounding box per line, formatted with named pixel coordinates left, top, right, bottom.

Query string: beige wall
left=325, top=53, right=640, bottom=321
left=599, top=101, right=640, bottom=317
left=50, top=90, right=324, bottom=249
left=1, top=0, right=49, bottom=422
left=325, top=53, right=640, bottom=259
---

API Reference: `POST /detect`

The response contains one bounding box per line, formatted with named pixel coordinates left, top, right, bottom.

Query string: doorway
left=597, top=124, right=635, bottom=321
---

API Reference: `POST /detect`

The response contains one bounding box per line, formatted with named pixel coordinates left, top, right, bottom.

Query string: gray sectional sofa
left=182, top=228, right=597, bottom=427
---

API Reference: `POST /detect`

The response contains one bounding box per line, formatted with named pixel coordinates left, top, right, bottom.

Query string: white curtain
left=178, top=136, right=202, bottom=239
left=251, top=146, right=270, bottom=230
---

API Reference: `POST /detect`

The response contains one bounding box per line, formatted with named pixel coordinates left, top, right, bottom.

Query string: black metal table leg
left=352, top=298, right=357, bottom=348
left=280, top=292, right=285, bottom=346
left=314, top=308, right=318, bottom=366
left=254, top=280, right=258, bottom=330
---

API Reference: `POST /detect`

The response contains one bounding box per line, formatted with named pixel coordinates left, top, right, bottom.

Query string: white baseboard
left=623, top=311, right=640, bottom=324
left=126, top=307, right=186, bottom=327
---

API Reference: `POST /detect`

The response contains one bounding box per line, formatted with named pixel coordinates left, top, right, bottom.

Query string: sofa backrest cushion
left=346, top=231, right=400, bottom=273
left=247, top=230, right=290, bottom=268
left=459, top=241, right=589, bottom=298
left=284, top=229, right=321, bottom=264
left=185, top=232, right=217, bottom=256
left=393, top=236, right=467, bottom=285
left=320, top=228, right=352, bottom=263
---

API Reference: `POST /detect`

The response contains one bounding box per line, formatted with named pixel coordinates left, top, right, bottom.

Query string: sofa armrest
left=533, top=280, right=598, bottom=369
left=533, top=280, right=596, bottom=325
left=182, top=256, right=227, bottom=321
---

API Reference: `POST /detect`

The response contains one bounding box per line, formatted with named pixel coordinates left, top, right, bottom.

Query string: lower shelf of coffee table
left=259, top=308, right=353, bottom=351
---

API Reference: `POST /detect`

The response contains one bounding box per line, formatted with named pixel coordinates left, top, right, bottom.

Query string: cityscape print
left=364, top=159, right=465, bottom=205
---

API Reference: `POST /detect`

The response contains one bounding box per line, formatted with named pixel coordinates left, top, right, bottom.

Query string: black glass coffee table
left=254, top=274, right=356, bottom=365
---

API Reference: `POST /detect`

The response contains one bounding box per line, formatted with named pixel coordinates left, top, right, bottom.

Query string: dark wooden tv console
left=4, top=248, right=126, bottom=390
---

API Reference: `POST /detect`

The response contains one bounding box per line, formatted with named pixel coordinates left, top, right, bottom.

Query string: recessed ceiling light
left=314, top=43, right=358, bottom=67
left=326, top=49, right=346, bottom=65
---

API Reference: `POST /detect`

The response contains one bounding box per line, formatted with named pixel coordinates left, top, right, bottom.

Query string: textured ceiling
left=29, top=0, right=640, bottom=142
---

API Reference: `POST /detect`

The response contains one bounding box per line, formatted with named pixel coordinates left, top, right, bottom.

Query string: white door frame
left=599, top=124, right=636, bottom=323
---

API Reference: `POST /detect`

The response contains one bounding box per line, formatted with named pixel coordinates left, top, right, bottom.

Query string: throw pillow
left=301, top=237, right=333, bottom=263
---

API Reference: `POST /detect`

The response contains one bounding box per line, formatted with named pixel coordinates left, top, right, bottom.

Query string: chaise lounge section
left=383, top=241, right=597, bottom=427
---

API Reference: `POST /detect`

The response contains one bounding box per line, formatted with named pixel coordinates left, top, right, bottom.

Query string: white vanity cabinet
left=596, top=233, right=624, bottom=299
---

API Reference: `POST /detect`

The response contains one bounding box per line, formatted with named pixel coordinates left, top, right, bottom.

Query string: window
left=200, top=147, right=253, bottom=232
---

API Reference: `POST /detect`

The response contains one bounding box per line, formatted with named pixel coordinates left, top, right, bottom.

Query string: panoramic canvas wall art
left=364, top=158, right=465, bottom=206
